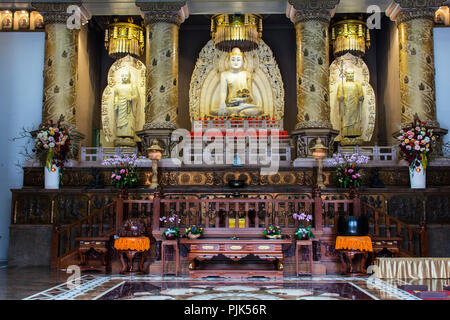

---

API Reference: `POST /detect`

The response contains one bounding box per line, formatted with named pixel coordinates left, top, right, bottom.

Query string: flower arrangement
left=185, top=225, right=204, bottom=239
left=327, top=153, right=369, bottom=188
left=397, top=117, right=436, bottom=171
left=293, top=212, right=315, bottom=240
left=160, top=212, right=181, bottom=239
left=102, top=154, right=139, bottom=189
left=185, top=225, right=204, bottom=235
left=262, top=225, right=282, bottom=239
left=33, top=117, right=72, bottom=170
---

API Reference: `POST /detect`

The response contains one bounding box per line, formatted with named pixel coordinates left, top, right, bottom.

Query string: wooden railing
left=50, top=202, right=116, bottom=269
left=114, top=191, right=360, bottom=239
left=323, top=199, right=358, bottom=231
left=362, top=202, right=428, bottom=257
left=50, top=189, right=429, bottom=269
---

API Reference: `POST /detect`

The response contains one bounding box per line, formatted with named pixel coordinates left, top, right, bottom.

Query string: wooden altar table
left=179, top=238, right=293, bottom=279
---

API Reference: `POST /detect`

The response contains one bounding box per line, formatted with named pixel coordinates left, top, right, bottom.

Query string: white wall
left=0, top=33, right=44, bottom=260
left=434, top=27, right=450, bottom=143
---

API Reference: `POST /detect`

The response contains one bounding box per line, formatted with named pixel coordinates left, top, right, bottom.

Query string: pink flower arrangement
left=397, top=117, right=436, bottom=171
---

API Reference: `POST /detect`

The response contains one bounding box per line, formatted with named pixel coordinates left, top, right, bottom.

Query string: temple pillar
left=287, top=1, right=339, bottom=160
left=135, top=1, right=188, bottom=156
left=31, top=2, right=89, bottom=157
left=387, top=0, right=448, bottom=153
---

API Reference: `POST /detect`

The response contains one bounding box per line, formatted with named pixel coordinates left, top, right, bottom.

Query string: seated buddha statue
left=210, top=47, right=263, bottom=117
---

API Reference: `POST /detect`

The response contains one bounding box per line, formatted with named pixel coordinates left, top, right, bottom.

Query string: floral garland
left=397, top=117, right=436, bottom=171
left=33, top=118, right=71, bottom=170
left=327, top=153, right=369, bottom=188
left=102, top=154, right=139, bottom=189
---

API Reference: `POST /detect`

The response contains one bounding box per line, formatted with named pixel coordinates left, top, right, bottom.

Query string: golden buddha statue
left=113, top=70, right=139, bottom=146
left=337, top=69, right=364, bottom=138
left=211, top=47, right=263, bottom=117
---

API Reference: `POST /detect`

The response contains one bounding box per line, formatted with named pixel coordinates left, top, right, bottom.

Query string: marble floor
left=0, top=266, right=448, bottom=300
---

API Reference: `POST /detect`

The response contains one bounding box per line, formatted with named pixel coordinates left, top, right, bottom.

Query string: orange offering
left=335, top=236, right=373, bottom=252
left=114, top=237, right=150, bottom=251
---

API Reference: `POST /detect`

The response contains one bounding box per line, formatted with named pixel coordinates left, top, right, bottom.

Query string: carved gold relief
left=101, top=55, right=146, bottom=147
left=329, top=53, right=376, bottom=144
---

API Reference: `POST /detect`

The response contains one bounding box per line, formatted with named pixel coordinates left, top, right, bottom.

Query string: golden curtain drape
left=375, top=258, right=450, bottom=279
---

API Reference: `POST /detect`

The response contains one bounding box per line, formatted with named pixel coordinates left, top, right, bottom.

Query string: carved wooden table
left=372, top=237, right=401, bottom=257
left=338, top=249, right=370, bottom=275
left=76, top=237, right=111, bottom=272
left=335, top=236, right=373, bottom=276
left=180, top=238, right=293, bottom=280
left=114, top=237, right=150, bottom=274
left=161, top=240, right=179, bottom=276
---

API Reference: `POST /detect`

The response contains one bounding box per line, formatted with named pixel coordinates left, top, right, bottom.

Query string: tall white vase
left=409, top=162, right=426, bottom=189
left=44, top=165, right=60, bottom=189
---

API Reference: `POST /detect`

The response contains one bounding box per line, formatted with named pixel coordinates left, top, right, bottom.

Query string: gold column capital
left=136, top=1, right=188, bottom=27
left=288, top=0, right=340, bottom=10
left=287, top=0, right=339, bottom=24
left=393, top=0, right=445, bottom=8
left=387, top=0, right=444, bottom=23
left=31, top=1, right=89, bottom=25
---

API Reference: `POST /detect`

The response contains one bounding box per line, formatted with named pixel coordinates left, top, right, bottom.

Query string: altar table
left=179, top=238, right=293, bottom=279
left=335, top=236, right=373, bottom=275
left=114, top=237, right=150, bottom=274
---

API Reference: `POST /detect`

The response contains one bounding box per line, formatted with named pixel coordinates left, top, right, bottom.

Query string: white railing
left=80, top=147, right=138, bottom=162
left=337, top=145, right=397, bottom=163
left=194, top=118, right=283, bottom=130
left=182, top=134, right=292, bottom=166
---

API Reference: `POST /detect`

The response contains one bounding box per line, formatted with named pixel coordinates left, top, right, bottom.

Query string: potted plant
left=102, top=154, right=139, bottom=194
left=293, top=212, right=315, bottom=240
left=32, top=116, right=72, bottom=189
left=185, top=225, right=204, bottom=239
left=396, top=116, right=436, bottom=188
left=160, top=212, right=181, bottom=240
left=327, top=152, right=369, bottom=188
left=262, top=225, right=282, bottom=239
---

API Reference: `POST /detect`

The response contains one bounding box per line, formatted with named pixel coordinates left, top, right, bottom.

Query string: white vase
left=409, top=162, right=426, bottom=189
left=44, top=165, right=60, bottom=189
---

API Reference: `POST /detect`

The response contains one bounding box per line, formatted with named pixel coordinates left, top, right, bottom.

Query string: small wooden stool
left=161, top=240, right=179, bottom=276
left=76, top=237, right=110, bottom=272
left=296, top=240, right=315, bottom=276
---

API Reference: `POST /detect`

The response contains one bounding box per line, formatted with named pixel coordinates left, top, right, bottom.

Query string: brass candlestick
left=311, top=137, right=328, bottom=188
left=147, top=140, right=163, bottom=189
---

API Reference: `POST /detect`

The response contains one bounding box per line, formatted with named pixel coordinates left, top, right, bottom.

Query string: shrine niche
left=329, top=53, right=376, bottom=145
left=189, top=40, right=284, bottom=121
left=101, top=55, right=146, bottom=147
